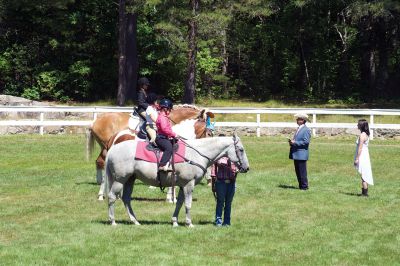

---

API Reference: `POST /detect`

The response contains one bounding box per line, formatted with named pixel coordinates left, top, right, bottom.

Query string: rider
left=155, top=98, right=178, bottom=171
left=145, top=93, right=159, bottom=143
left=136, top=77, right=150, bottom=120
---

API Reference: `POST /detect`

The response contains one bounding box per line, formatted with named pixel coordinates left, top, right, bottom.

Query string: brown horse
left=86, top=105, right=214, bottom=192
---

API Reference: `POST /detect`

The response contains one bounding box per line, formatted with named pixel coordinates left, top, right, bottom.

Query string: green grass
left=0, top=135, right=399, bottom=265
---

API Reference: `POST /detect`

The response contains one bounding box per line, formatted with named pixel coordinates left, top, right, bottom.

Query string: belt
left=217, top=179, right=233, bottom=183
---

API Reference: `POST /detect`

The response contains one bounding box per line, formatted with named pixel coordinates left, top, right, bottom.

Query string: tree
left=183, top=0, right=199, bottom=104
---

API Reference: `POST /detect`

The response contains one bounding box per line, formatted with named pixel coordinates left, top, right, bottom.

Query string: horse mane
left=173, top=104, right=200, bottom=111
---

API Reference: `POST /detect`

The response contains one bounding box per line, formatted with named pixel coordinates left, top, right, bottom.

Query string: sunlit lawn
left=0, top=134, right=399, bottom=265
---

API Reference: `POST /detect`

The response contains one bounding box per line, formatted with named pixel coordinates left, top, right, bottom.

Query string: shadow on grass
left=131, top=197, right=198, bottom=202
left=198, top=220, right=214, bottom=225
left=94, top=220, right=171, bottom=225
left=131, top=197, right=165, bottom=202
left=278, top=184, right=298, bottom=190
left=339, top=191, right=361, bottom=197
left=75, top=181, right=98, bottom=186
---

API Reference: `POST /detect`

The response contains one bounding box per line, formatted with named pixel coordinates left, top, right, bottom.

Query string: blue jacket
left=289, top=125, right=311, bottom=161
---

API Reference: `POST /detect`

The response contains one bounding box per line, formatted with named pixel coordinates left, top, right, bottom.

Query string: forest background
left=1, top=0, right=400, bottom=105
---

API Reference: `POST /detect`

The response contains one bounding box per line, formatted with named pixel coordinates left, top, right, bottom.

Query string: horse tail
left=86, top=128, right=95, bottom=161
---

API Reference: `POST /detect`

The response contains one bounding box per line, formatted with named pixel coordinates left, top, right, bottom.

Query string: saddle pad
left=135, top=141, right=185, bottom=163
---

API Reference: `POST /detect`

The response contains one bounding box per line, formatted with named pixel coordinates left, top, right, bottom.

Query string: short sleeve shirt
left=146, top=105, right=158, bottom=125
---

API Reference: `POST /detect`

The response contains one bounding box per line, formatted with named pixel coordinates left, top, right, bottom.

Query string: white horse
left=104, top=134, right=249, bottom=227
left=96, top=117, right=209, bottom=202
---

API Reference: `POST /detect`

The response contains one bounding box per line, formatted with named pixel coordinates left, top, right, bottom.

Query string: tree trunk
left=375, top=18, right=390, bottom=98
left=336, top=52, right=350, bottom=97
left=117, top=0, right=127, bottom=106
left=183, top=0, right=199, bottom=104
left=222, top=29, right=228, bottom=95
left=125, top=11, right=138, bottom=102
left=359, top=13, right=377, bottom=101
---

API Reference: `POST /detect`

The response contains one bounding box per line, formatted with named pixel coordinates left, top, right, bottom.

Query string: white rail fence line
left=1, top=106, right=400, bottom=139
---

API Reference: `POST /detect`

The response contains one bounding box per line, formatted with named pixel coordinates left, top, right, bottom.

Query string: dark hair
left=357, top=119, right=370, bottom=136
left=146, top=93, right=158, bottom=104
left=138, top=77, right=150, bottom=87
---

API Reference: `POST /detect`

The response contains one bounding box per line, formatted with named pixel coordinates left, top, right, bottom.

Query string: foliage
left=1, top=0, right=400, bottom=103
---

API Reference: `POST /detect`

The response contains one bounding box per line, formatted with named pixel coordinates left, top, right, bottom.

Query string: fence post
left=39, top=112, right=44, bottom=135
left=370, top=114, right=374, bottom=140
left=257, top=113, right=260, bottom=137
left=312, top=113, right=316, bottom=137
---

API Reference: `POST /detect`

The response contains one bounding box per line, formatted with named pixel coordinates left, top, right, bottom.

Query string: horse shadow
left=131, top=197, right=198, bottom=202
left=94, top=220, right=188, bottom=226
left=278, top=184, right=298, bottom=190
left=75, top=181, right=98, bottom=186
left=131, top=197, right=165, bottom=202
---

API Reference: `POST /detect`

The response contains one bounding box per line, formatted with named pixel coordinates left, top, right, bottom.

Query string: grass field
left=0, top=134, right=399, bottom=265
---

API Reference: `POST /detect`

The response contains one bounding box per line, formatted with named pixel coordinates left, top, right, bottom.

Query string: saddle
left=135, top=140, right=185, bottom=164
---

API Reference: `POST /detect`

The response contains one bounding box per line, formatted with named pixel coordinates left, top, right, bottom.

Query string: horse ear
left=233, top=131, right=238, bottom=141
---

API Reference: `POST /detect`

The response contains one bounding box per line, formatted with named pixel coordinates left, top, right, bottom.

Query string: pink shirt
left=156, top=112, right=176, bottom=138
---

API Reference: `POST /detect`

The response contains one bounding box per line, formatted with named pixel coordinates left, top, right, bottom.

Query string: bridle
left=176, top=135, right=244, bottom=173
left=232, top=134, right=244, bottom=171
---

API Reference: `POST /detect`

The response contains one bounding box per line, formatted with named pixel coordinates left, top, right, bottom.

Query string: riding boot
left=361, top=188, right=369, bottom=197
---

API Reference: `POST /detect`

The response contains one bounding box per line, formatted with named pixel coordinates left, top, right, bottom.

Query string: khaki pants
left=146, top=124, right=157, bottom=143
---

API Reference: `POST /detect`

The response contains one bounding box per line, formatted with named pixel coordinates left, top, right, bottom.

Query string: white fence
left=1, top=106, right=400, bottom=139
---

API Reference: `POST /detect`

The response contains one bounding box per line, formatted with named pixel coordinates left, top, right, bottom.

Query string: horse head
left=227, top=133, right=249, bottom=173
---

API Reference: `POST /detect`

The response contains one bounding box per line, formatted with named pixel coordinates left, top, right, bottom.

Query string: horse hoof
left=111, top=222, right=117, bottom=226
left=98, top=195, right=104, bottom=201
left=166, top=199, right=176, bottom=204
left=186, top=223, right=194, bottom=228
left=133, top=221, right=141, bottom=225
left=172, top=222, right=179, bottom=227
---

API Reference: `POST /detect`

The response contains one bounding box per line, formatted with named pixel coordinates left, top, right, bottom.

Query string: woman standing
left=354, top=119, right=374, bottom=196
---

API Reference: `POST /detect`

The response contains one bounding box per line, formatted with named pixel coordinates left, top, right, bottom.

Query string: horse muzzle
left=239, top=167, right=249, bottom=173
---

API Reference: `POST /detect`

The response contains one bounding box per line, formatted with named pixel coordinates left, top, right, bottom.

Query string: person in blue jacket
left=288, top=113, right=312, bottom=190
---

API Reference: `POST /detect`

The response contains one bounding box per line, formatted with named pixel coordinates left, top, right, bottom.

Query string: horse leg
left=122, top=176, right=140, bottom=225
left=171, top=187, right=185, bottom=227
left=96, top=149, right=107, bottom=200
left=166, top=187, right=177, bottom=203
left=108, top=181, right=123, bottom=226
left=183, top=180, right=195, bottom=227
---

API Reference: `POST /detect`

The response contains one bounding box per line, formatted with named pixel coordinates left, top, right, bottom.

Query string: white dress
left=354, top=136, right=374, bottom=185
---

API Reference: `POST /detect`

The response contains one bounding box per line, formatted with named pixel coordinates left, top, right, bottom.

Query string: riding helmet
left=159, top=98, right=173, bottom=110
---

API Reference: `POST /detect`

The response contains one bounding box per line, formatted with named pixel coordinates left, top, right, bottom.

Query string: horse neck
left=186, top=137, right=232, bottom=167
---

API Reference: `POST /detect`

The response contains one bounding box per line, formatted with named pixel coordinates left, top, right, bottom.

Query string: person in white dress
left=354, top=119, right=373, bottom=196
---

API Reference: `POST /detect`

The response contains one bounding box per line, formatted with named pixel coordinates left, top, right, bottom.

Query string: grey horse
left=104, top=134, right=250, bottom=227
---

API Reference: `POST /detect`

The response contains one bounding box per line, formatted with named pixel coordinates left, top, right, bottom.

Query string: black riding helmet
left=159, top=98, right=173, bottom=110
left=138, top=77, right=150, bottom=87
